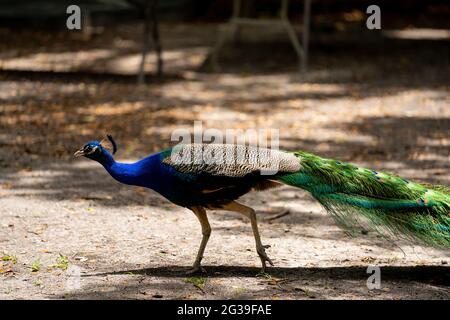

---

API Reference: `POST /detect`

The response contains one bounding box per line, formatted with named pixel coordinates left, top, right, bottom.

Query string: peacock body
left=75, top=137, right=450, bottom=272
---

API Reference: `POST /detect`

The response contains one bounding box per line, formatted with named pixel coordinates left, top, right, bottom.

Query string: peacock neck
left=93, top=151, right=132, bottom=185
left=98, top=152, right=159, bottom=188
left=97, top=150, right=115, bottom=167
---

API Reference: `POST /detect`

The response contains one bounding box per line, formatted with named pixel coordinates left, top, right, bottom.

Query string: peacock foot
left=186, top=264, right=206, bottom=275
left=257, top=244, right=274, bottom=272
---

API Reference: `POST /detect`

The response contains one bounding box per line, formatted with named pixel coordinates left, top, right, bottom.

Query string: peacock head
left=74, top=135, right=117, bottom=161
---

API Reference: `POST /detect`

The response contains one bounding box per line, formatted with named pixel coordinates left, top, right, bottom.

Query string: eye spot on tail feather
left=417, top=198, right=429, bottom=206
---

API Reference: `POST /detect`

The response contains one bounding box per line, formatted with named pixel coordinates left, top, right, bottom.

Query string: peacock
left=74, top=135, right=450, bottom=273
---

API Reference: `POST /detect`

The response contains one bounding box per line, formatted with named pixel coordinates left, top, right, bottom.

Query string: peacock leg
left=222, top=201, right=274, bottom=272
left=187, top=206, right=211, bottom=274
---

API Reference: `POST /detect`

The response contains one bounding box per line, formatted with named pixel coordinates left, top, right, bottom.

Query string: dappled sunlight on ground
left=383, top=28, right=450, bottom=40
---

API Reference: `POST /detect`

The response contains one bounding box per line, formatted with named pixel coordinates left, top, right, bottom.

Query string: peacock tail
left=277, top=151, right=450, bottom=248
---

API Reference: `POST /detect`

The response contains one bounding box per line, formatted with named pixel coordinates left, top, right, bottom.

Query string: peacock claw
left=257, top=245, right=274, bottom=272
left=186, top=265, right=206, bottom=275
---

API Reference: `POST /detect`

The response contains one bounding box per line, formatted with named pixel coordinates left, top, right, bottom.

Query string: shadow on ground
left=89, top=264, right=450, bottom=284
left=57, top=265, right=449, bottom=300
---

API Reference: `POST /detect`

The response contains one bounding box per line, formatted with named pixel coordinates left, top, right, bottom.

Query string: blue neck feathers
left=93, top=150, right=157, bottom=188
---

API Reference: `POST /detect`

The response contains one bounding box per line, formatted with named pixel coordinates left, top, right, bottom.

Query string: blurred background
left=0, top=0, right=449, bottom=299
left=0, top=0, right=449, bottom=168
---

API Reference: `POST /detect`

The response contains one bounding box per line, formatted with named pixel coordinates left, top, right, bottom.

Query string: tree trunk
left=137, top=2, right=152, bottom=85
left=150, top=0, right=162, bottom=78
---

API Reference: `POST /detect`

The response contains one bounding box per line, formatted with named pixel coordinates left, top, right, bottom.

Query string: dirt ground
left=0, top=23, right=449, bottom=299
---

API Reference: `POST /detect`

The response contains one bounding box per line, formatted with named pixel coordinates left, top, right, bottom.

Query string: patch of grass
left=296, top=287, right=316, bottom=299
left=33, top=280, right=43, bottom=287
left=30, top=259, right=42, bottom=272
left=1, top=254, right=17, bottom=264
left=185, top=276, right=207, bottom=290
left=233, top=287, right=247, bottom=295
left=256, top=271, right=271, bottom=279
left=49, top=253, right=69, bottom=271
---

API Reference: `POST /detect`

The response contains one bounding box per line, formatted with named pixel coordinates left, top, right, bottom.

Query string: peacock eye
left=84, top=145, right=95, bottom=154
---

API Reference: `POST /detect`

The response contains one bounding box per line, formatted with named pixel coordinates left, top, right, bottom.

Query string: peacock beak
left=74, top=149, right=85, bottom=157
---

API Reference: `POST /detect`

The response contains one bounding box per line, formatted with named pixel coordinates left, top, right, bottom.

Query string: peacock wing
left=161, top=143, right=301, bottom=178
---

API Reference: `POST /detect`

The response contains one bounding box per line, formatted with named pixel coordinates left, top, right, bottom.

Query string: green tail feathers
left=278, top=151, right=450, bottom=248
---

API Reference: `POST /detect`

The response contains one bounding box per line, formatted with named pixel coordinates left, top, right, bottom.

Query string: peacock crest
left=100, top=134, right=117, bottom=155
